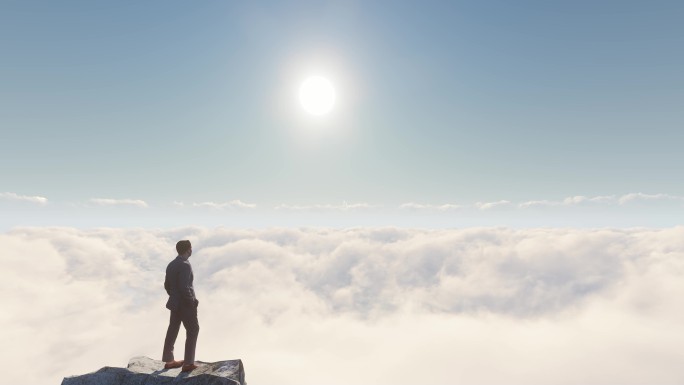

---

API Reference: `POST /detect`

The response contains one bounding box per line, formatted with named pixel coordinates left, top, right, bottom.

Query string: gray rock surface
left=61, top=356, right=245, bottom=385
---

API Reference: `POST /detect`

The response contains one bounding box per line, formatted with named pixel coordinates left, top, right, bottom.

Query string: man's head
left=176, top=240, right=192, bottom=258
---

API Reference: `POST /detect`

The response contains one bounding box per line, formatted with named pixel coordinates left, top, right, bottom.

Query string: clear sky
left=1, top=0, right=683, bottom=228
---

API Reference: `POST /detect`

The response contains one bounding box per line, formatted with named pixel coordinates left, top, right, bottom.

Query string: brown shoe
left=164, top=360, right=184, bottom=369
left=181, top=363, right=199, bottom=372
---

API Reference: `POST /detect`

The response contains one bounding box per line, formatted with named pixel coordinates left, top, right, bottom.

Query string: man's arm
left=164, top=271, right=171, bottom=295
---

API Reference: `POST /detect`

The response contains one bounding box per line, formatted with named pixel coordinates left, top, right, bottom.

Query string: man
left=162, top=240, right=200, bottom=372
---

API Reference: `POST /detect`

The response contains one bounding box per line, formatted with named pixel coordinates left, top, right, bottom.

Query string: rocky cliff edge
left=61, top=356, right=245, bottom=385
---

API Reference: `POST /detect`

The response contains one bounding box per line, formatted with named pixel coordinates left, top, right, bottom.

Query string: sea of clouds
left=1, top=226, right=683, bottom=385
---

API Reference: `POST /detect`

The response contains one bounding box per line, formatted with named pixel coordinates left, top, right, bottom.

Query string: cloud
left=3, top=226, right=683, bottom=385
left=399, top=202, right=462, bottom=211
left=519, top=195, right=617, bottom=208
left=475, top=200, right=511, bottom=210
left=89, top=198, right=148, bottom=208
left=274, top=201, right=377, bottom=211
left=562, top=195, right=615, bottom=205
left=0, top=192, right=48, bottom=205
left=189, top=200, right=257, bottom=210
left=518, top=193, right=684, bottom=209
left=618, top=192, right=684, bottom=205
left=517, top=199, right=561, bottom=208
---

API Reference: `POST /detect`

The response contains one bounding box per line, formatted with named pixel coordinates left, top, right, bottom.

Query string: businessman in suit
left=162, top=240, right=200, bottom=372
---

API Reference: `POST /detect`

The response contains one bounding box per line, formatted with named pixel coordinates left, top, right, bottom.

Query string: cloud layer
left=3, top=192, right=683, bottom=214
left=1, top=226, right=683, bottom=385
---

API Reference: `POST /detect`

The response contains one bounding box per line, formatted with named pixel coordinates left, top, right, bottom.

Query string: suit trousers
left=162, top=304, right=199, bottom=364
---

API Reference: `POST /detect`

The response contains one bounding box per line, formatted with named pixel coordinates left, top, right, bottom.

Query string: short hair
left=176, top=240, right=192, bottom=255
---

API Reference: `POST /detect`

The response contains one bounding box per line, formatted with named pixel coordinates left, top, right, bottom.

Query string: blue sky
left=1, top=0, right=683, bottom=228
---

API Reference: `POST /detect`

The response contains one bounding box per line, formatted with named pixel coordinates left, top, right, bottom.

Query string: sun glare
left=299, top=76, right=336, bottom=115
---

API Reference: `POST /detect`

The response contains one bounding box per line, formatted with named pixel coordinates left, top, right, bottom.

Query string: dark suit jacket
left=164, top=256, right=198, bottom=312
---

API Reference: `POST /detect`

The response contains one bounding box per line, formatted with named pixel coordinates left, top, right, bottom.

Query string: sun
left=299, top=76, right=336, bottom=115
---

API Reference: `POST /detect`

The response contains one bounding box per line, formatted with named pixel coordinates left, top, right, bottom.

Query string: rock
left=61, top=356, right=246, bottom=385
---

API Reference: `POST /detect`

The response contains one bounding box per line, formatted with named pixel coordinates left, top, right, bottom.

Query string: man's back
left=164, top=256, right=197, bottom=311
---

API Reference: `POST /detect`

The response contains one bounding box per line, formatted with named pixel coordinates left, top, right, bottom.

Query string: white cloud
left=274, top=201, right=377, bottom=211
left=518, top=199, right=560, bottom=208
left=618, top=192, right=684, bottom=205
left=90, top=198, right=148, bottom=208
left=190, top=200, right=257, bottom=210
left=562, top=195, right=615, bottom=205
left=475, top=200, right=511, bottom=210
left=519, top=195, right=616, bottom=208
left=3, top=226, right=683, bottom=385
left=0, top=192, right=48, bottom=205
left=399, top=202, right=462, bottom=211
